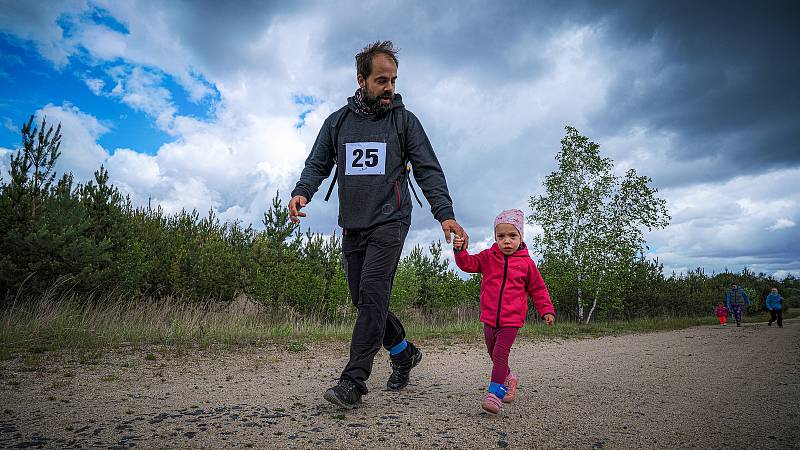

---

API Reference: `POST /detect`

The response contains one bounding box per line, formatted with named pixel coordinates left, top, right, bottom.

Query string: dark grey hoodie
left=291, top=93, right=455, bottom=230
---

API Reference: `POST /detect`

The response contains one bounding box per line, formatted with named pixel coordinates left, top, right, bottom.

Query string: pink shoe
left=482, top=393, right=503, bottom=414
left=503, top=373, right=518, bottom=404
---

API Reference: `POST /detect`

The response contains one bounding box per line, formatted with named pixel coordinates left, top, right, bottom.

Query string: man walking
left=288, top=41, right=468, bottom=408
left=726, top=284, right=750, bottom=327
left=765, top=287, right=784, bottom=328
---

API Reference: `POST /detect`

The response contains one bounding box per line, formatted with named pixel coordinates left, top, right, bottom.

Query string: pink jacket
left=714, top=305, right=729, bottom=317
left=455, top=243, right=554, bottom=328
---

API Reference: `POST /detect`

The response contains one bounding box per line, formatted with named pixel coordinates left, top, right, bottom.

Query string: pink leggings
left=483, top=324, right=519, bottom=384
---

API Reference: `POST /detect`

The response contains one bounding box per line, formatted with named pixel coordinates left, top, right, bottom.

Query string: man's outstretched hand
left=288, top=195, right=308, bottom=224
left=441, top=219, right=468, bottom=249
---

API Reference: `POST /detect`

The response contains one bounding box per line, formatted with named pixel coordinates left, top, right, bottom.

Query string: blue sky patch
left=0, top=35, right=170, bottom=155
left=293, top=94, right=319, bottom=128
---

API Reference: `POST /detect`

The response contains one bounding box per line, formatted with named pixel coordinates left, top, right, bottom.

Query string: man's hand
left=441, top=219, right=468, bottom=249
left=543, top=313, right=555, bottom=326
left=288, top=195, right=308, bottom=224
left=453, top=234, right=465, bottom=251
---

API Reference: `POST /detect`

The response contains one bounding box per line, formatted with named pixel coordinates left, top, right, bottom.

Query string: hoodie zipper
left=495, top=254, right=509, bottom=327
left=395, top=180, right=401, bottom=209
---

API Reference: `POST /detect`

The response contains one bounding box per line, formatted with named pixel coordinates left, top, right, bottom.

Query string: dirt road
left=1, top=320, right=797, bottom=449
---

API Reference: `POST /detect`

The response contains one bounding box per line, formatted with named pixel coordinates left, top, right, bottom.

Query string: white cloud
left=83, top=77, right=105, bottom=95
left=106, top=66, right=177, bottom=132
left=647, top=168, right=800, bottom=275
left=0, top=147, right=11, bottom=180
left=0, top=0, right=84, bottom=67
left=2, top=118, right=16, bottom=133
left=768, top=218, right=795, bottom=231
left=35, top=103, right=110, bottom=182
left=104, top=148, right=160, bottom=202
left=157, top=177, right=218, bottom=216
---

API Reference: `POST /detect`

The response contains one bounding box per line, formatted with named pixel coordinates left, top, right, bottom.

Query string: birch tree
left=529, top=126, right=670, bottom=323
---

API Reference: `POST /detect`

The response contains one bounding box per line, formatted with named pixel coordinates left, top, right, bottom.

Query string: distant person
left=289, top=41, right=468, bottom=409
left=765, top=287, right=784, bottom=328
left=725, top=284, right=750, bottom=327
left=452, top=209, right=555, bottom=414
left=714, top=303, right=729, bottom=326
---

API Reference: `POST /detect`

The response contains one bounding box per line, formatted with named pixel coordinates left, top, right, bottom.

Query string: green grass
left=0, top=299, right=796, bottom=354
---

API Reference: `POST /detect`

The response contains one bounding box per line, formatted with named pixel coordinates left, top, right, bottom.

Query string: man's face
left=358, top=53, right=397, bottom=113
left=771, top=288, right=778, bottom=294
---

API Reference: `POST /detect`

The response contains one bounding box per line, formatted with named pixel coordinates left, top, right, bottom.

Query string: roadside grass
left=1, top=299, right=796, bottom=355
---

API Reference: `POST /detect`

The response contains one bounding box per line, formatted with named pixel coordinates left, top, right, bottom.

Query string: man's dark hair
left=356, top=40, right=399, bottom=78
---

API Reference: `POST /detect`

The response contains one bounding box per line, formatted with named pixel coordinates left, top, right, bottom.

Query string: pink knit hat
left=494, top=209, right=524, bottom=240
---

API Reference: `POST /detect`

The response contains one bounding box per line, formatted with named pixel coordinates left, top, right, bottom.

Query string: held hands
left=442, top=219, right=468, bottom=250
left=453, top=234, right=465, bottom=251
left=288, top=195, right=308, bottom=224
left=543, top=313, right=555, bottom=326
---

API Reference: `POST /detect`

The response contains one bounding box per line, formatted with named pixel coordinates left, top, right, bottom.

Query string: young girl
left=714, top=303, right=729, bottom=326
left=453, top=209, right=555, bottom=414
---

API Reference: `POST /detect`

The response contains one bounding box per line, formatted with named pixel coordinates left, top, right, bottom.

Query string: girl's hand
left=543, top=313, right=555, bottom=326
left=453, top=234, right=465, bottom=251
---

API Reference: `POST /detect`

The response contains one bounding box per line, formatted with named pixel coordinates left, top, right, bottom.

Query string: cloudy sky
left=1, top=0, right=798, bottom=278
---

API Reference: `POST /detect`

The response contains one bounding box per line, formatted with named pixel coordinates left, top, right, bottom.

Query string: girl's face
left=495, top=223, right=521, bottom=256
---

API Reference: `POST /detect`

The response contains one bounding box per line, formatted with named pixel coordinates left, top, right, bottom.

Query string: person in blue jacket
left=765, top=287, right=784, bottom=328
left=725, top=284, right=750, bottom=327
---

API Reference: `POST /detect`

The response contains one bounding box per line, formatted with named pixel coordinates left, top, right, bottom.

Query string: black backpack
left=323, top=106, right=423, bottom=207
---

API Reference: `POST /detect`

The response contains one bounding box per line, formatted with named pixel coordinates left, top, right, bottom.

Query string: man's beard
left=362, top=88, right=392, bottom=115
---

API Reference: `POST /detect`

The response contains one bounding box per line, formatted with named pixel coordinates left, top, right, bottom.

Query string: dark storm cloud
left=586, top=0, right=800, bottom=175
left=298, top=0, right=798, bottom=188
left=157, top=0, right=305, bottom=72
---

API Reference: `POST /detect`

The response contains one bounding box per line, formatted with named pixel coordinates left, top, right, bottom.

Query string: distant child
left=714, top=303, right=729, bottom=326
left=452, top=209, right=555, bottom=414
left=765, top=287, right=784, bottom=328
left=726, top=284, right=750, bottom=327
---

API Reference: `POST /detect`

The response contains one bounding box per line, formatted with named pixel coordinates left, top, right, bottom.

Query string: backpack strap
left=392, top=108, right=424, bottom=207
left=323, top=106, right=349, bottom=202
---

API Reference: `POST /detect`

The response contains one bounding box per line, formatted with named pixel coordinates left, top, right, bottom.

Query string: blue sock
left=488, top=382, right=508, bottom=399
left=389, top=339, right=408, bottom=356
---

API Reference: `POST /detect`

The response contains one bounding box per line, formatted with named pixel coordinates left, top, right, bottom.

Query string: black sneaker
left=387, top=343, right=422, bottom=390
left=324, top=378, right=362, bottom=409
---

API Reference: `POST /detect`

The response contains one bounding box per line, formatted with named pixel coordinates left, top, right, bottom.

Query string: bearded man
left=288, top=41, right=468, bottom=408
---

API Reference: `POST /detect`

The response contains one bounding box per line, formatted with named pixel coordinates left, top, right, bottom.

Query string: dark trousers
left=769, top=309, right=783, bottom=327
left=731, top=304, right=744, bottom=323
left=340, top=220, right=409, bottom=393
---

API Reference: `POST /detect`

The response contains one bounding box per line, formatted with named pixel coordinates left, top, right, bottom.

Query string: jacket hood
left=489, top=242, right=529, bottom=258
left=347, top=93, right=405, bottom=118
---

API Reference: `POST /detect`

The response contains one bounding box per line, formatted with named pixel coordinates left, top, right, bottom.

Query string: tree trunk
left=577, top=272, right=584, bottom=322
left=586, top=287, right=599, bottom=324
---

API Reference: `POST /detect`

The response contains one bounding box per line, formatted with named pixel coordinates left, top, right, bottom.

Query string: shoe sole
left=386, top=350, right=423, bottom=391
left=481, top=405, right=501, bottom=415
left=323, top=389, right=361, bottom=410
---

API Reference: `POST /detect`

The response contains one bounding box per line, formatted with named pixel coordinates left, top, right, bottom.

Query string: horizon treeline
left=1, top=116, right=797, bottom=321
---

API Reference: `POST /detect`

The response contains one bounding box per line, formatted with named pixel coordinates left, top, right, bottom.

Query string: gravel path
left=1, top=319, right=797, bottom=449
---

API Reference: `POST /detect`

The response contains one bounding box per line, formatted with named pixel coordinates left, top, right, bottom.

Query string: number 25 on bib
left=344, top=142, right=386, bottom=175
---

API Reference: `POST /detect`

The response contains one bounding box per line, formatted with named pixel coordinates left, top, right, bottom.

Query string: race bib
left=344, top=142, right=386, bottom=175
